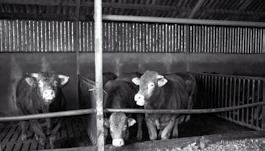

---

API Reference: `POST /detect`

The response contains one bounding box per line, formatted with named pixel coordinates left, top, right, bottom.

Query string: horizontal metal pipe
left=1, top=101, right=264, bottom=122
left=104, top=102, right=265, bottom=114
left=103, top=15, right=265, bottom=28
left=0, top=109, right=96, bottom=122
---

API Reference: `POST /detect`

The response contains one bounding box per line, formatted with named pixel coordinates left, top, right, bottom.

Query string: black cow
left=103, top=72, right=143, bottom=147
left=16, top=72, right=69, bottom=148
left=132, top=71, right=196, bottom=140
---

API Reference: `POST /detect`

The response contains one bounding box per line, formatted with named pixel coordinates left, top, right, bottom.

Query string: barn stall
left=0, top=0, right=265, bottom=151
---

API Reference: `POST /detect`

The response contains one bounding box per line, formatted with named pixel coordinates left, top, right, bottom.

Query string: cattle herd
left=15, top=70, right=197, bottom=148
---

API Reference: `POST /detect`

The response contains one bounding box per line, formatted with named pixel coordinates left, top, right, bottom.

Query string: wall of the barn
left=0, top=20, right=264, bottom=53
left=0, top=19, right=265, bottom=115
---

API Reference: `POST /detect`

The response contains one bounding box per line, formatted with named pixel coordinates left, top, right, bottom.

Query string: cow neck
left=146, top=84, right=165, bottom=109
left=146, top=80, right=176, bottom=110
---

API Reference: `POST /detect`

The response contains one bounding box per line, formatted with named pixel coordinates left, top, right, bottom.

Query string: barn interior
left=0, top=0, right=265, bottom=151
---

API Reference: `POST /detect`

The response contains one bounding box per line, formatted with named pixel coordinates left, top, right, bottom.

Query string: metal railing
left=195, top=73, right=265, bottom=130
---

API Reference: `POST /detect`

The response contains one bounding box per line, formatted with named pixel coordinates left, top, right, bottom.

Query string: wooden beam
left=204, top=8, right=265, bottom=16
left=189, top=0, right=204, bottom=18
left=74, top=0, right=80, bottom=110
left=0, top=13, right=75, bottom=20
left=103, top=15, right=265, bottom=27
left=0, top=0, right=75, bottom=6
left=94, top=0, right=104, bottom=151
left=0, top=1, right=189, bottom=12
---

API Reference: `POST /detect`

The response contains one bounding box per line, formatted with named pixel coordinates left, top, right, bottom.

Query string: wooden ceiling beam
left=204, top=8, right=265, bottom=17
left=0, top=0, right=75, bottom=6
left=188, top=0, right=204, bottom=18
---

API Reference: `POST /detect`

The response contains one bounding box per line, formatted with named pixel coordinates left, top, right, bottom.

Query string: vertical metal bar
left=237, top=78, right=241, bottom=121
left=251, top=80, right=255, bottom=126
left=242, top=79, right=246, bottom=123
left=233, top=78, right=237, bottom=121
left=225, top=77, right=229, bottom=118
left=229, top=77, right=232, bottom=119
left=94, top=0, right=104, bottom=150
left=247, top=80, right=250, bottom=124
left=222, top=76, right=226, bottom=117
left=204, top=75, right=208, bottom=108
left=262, top=80, right=265, bottom=129
left=257, top=80, right=261, bottom=128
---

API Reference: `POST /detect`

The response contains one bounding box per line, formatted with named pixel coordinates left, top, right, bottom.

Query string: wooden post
left=74, top=0, right=80, bottom=107
left=94, top=0, right=104, bottom=151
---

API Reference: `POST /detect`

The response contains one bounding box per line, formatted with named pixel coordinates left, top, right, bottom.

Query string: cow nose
left=43, top=90, right=55, bottom=100
left=134, top=93, right=145, bottom=106
left=112, top=139, right=124, bottom=147
left=134, top=93, right=144, bottom=102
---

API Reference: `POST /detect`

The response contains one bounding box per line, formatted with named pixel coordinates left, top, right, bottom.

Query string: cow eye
left=148, top=83, right=155, bottom=88
left=53, top=81, right=58, bottom=86
left=123, top=125, right=127, bottom=130
left=38, top=81, right=44, bottom=87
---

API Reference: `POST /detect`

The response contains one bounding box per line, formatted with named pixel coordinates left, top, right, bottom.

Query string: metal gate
left=195, top=73, right=265, bottom=130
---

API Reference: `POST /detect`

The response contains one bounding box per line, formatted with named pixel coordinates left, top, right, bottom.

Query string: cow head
left=104, top=113, right=136, bottom=147
left=132, top=71, right=168, bottom=106
left=25, top=72, right=69, bottom=104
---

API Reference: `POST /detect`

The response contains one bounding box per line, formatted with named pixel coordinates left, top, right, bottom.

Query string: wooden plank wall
left=0, top=20, right=264, bottom=53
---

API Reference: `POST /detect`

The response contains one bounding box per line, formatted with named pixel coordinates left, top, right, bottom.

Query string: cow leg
left=20, top=121, right=27, bottom=140
left=161, top=117, right=176, bottom=140
left=172, top=119, right=180, bottom=138
left=136, top=114, right=143, bottom=141
left=145, top=117, right=157, bottom=140
left=47, top=118, right=51, bottom=135
left=49, top=118, right=62, bottom=149
left=31, top=120, right=46, bottom=146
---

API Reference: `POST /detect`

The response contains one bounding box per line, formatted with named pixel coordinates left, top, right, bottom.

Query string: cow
left=132, top=70, right=196, bottom=140
left=16, top=72, right=69, bottom=148
left=103, top=72, right=143, bottom=147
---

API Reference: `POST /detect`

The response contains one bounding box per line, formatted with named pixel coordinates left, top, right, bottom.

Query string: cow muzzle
left=112, top=138, right=124, bottom=147
left=134, top=93, right=145, bottom=106
left=42, top=89, right=55, bottom=101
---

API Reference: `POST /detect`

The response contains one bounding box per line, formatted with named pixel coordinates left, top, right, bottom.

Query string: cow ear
left=157, top=75, right=168, bottom=87
left=104, top=119, right=110, bottom=128
left=132, top=77, right=140, bottom=85
left=25, top=77, right=35, bottom=87
left=127, top=118, right=136, bottom=127
left=30, top=73, right=40, bottom=79
left=58, top=75, right=70, bottom=86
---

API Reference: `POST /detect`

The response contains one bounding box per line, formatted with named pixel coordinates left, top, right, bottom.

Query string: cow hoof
left=136, top=131, right=143, bottom=141
left=161, top=131, right=170, bottom=140
left=21, top=134, right=27, bottom=141
left=136, top=133, right=142, bottom=141
left=35, top=135, right=45, bottom=146
left=149, top=135, right=157, bottom=141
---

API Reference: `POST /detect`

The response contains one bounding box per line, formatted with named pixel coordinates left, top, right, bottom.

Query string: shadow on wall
left=0, top=53, right=77, bottom=116
left=79, top=53, right=187, bottom=79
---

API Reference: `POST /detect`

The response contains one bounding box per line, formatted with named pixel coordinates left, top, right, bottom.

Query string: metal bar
left=104, top=102, right=265, bottom=114
left=257, top=80, right=261, bottom=128
left=233, top=78, right=237, bottom=120
left=0, top=109, right=96, bottom=122
left=74, top=0, right=80, bottom=108
left=194, top=72, right=265, bottom=81
left=251, top=80, right=255, bottom=126
left=94, top=0, right=104, bottom=150
left=103, top=15, right=265, bottom=28
left=242, top=79, right=246, bottom=123
left=247, top=80, right=250, bottom=123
